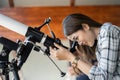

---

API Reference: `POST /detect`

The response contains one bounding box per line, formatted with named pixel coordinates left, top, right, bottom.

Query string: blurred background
left=0, top=0, right=120, bottom=80
left=0, top=0, right=120, bottom=7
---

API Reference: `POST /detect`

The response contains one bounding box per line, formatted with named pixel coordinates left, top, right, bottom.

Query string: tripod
left=0, top=46, right=20, bottom=80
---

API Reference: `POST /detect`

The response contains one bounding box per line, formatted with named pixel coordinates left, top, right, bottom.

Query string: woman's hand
left=68, top=66, right=78, bottom=76
left=50, top=43, right=75, bottom=62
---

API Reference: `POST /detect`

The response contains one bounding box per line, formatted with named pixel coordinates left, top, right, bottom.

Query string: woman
left=50, top=13, right=120, bottom=80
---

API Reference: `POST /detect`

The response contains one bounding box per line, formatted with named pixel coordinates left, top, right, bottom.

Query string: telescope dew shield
left=0, top=14, right=28, bottom=36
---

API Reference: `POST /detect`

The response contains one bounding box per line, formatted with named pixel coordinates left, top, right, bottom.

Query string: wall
left=75, top=0, right=120, bottom=5
left=0, top=0, right=120, bottom=7
left=0, top=0, right=8, bottom=7
left=0, top=0, right=120, bottom=80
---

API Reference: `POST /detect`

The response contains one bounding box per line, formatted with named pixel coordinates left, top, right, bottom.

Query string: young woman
left=50, top=13, right=120, bottom=80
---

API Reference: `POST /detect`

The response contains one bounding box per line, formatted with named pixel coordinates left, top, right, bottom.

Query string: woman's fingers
left=49, top=46, right=57, bottom=58
left=54, top=43, right=63, bottom=49
left=49, top=46, right=55, bottom=54
left=49, top=43, right=73, bottom=61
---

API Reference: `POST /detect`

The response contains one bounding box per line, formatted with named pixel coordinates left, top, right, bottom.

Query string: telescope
left=0, top=14, right=78, bottom=78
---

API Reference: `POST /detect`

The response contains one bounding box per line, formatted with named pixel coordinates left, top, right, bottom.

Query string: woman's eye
left=76, top=36, right=78, bottom=40
left=73, top=36, right=78, bottom=41
left=73, top=37, right=76, bottom=41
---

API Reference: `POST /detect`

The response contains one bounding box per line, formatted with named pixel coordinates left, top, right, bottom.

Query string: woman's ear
left=81, top=23, right=90, bottom=31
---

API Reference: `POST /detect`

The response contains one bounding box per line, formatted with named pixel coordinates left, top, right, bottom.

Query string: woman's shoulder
left=99, top=22, right=120, bottom=37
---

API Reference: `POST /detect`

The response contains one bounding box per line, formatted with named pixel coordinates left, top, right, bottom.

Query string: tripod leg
left=4, top=74, right=9, bottom=80
left=10, top=60, right=20, bottom=80
left=12, top=68, right=20, bottom=80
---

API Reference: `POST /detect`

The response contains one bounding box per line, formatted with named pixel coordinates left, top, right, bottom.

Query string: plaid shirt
left=88, top=23, right=120, bottom=80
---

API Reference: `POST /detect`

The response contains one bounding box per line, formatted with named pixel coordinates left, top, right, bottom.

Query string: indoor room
left=0, top=0, right=120, bottom=80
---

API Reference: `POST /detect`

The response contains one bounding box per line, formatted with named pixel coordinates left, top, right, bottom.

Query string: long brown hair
left=77, top=40, right=97, bottom=61
left=62, top=13, right=102, bottom=36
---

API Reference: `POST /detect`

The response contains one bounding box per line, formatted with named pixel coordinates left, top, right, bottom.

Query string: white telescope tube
left=0, top=14, right=28, bottom=36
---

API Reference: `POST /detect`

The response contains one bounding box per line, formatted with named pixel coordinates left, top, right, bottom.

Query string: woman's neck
left=93, top=27, right=100, bottom=39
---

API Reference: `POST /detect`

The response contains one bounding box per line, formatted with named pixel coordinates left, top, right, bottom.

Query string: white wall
left=14, top=0, right=70, bottom=7
left=75, top=0, right=120, bottom=5
left=0, top=0, right=120, bottom=79
left=0, top=0, right=120, bottom=7
left=0, top=0, right=8, bottom=7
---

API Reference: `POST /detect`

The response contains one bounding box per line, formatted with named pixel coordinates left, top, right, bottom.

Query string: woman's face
left=67, top=28, right=95, bottom=47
